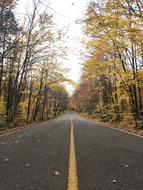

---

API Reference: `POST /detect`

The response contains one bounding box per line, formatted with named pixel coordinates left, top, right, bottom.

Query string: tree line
left=0, top=0, right=69, bottom=128
left=71, top=0, right=143, bottom=128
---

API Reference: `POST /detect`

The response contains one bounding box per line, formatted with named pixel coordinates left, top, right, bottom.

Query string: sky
left=16, top=0, right=90, bottom=94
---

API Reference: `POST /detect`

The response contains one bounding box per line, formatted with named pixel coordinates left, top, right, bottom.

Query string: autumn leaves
left=0, top=0, right=69, bottom=128
left=72, top=0, right=143, bottom=128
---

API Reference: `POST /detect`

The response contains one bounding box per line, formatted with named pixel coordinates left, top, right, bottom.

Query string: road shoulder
left=79, top=113, right=143, bottom=137
left=0, top=115, right=63, bottom=137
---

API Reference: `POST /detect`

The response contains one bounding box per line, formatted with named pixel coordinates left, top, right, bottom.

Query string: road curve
left=0, top=112, right=143, bottom=190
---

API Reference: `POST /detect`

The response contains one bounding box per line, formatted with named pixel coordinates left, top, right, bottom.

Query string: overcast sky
left=16, top=0, right=90, bottom=94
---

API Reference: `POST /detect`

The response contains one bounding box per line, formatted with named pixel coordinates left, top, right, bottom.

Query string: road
left=0, top=112, right=143, bottom=190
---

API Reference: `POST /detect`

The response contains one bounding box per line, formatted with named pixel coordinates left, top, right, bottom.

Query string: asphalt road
left=0, top=112, right=143, bottom=190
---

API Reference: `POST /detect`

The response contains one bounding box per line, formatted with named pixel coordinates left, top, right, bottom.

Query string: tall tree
left=73, top=0, right=143, bottom=127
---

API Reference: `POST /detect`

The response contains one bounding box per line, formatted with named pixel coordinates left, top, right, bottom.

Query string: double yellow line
left=67, top=116, right=78, bottom=190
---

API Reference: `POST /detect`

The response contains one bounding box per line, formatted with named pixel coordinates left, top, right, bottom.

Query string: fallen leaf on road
left=54, top=171, right=60, bottom=176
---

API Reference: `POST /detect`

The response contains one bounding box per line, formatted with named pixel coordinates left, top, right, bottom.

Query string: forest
left=0, top=0, right=69, bottom=129
left=71, top=0, right=143, bottom=128
left=1, top=0, right=143, bottom=131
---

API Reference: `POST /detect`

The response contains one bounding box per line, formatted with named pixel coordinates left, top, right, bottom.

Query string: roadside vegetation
left=71, top=0, right=143, bottom=129
left=0, top=0, right=69, bottom=130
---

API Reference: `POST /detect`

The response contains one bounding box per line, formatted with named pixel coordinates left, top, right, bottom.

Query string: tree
left=0, top=0, right=19, bottom=96
left=0, top=0, right=69, bottom=128
left=73, top=0, right=143, bottom=127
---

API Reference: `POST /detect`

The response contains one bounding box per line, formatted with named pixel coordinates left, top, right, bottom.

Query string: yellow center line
left=67, top=116, right=78, bottom=190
